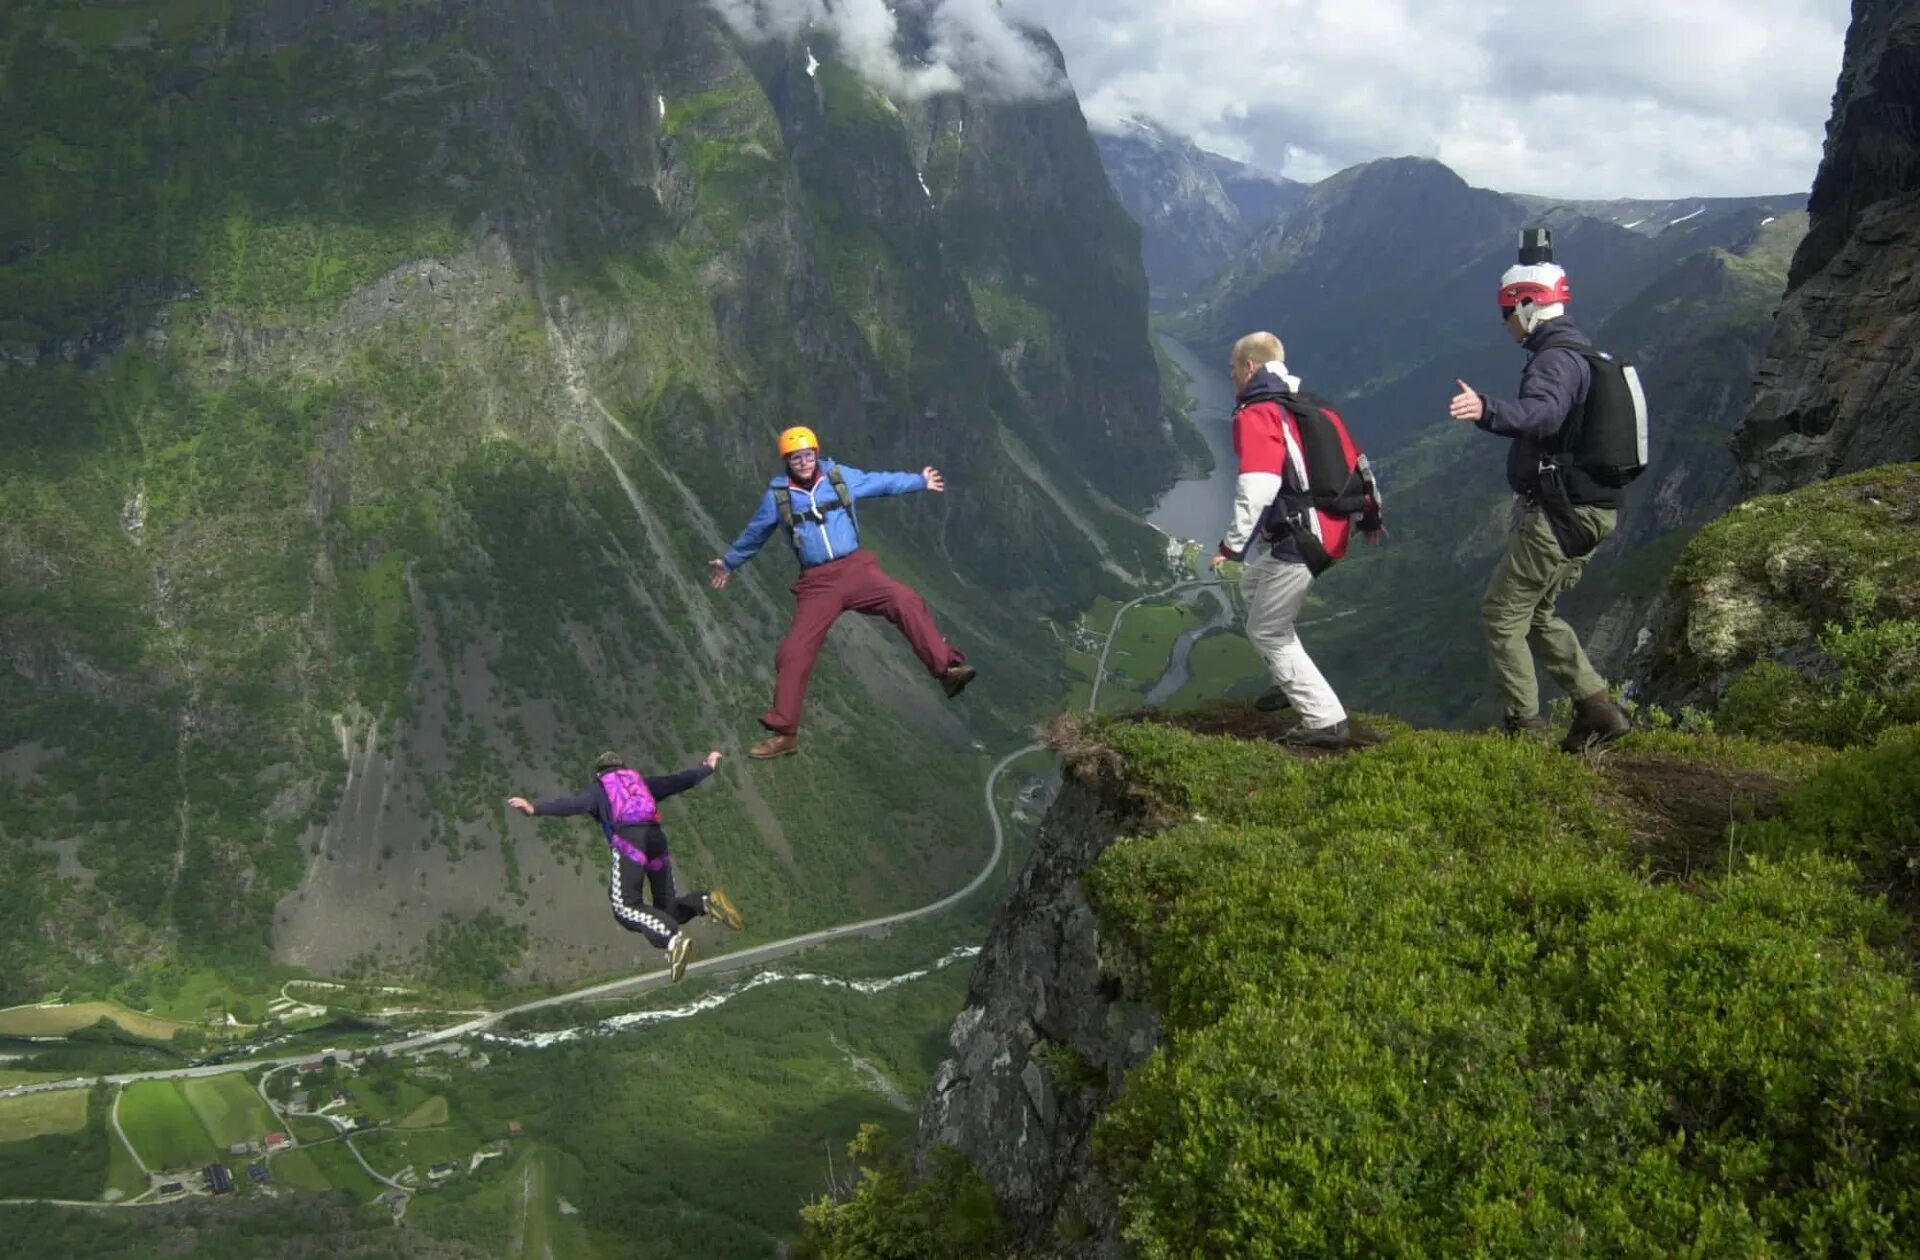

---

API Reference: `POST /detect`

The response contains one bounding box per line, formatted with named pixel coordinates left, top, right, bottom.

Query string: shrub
left=795, top=1125, right=1005, bottom=1260
left=1086, top=723, right=1920, bottom=1256
left=1719, top=619, right=1920, bottom=748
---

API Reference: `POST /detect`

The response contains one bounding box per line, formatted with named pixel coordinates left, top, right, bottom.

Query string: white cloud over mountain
left=1003, top=0, right=1850, bottom=197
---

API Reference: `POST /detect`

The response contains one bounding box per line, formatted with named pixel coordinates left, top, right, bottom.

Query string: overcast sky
left=1000, top=0, right=1853, bottom=198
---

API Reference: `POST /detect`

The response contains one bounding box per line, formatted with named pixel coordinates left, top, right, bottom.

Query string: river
left=1147, top=333, right=1239, bottom=545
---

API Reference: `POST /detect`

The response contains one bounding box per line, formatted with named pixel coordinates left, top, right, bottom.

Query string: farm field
left=303, top=1141, right=381, bottom=1203
left=118, top=1082, right=219, bottom=1169
left=0, top=1002, right=182, bottom=1042
left=104, top=1125, right=147, bottom=1200
left=267, top=1148, right=332, bottom=1192
left=0, top=1089, right=88, bottom=1142
left=399, top=1095, right=449, bottom=1129
left=181, top=1075, right=276, bottom=1149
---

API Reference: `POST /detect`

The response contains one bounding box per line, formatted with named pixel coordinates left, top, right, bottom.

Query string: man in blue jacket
left=1450, top=253, right=1632, bottom=752
left=709, top=426, right=973, bottom=759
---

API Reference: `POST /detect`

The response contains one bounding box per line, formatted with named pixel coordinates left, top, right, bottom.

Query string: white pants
left=1242, top=552, right=1346, bottom=728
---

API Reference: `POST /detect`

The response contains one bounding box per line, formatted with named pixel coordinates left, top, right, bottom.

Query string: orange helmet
left=778, top=426, right=819, bottom=457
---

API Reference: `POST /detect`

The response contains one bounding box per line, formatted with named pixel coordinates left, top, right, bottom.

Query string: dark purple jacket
left=1474, top=320, right=1617, bottom=509
left=532, top=764, right=713, bottom=850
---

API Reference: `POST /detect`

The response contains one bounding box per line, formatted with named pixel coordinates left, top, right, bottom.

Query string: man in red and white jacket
left=1209, top=331, right=1382, bottom=747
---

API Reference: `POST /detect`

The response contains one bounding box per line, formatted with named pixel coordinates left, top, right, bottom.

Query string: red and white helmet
left=1498, top=262, right=1571, bottom=310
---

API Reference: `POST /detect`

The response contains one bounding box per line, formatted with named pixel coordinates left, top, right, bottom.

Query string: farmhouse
left=203, top=1164, right=233, bottom=1195
left=427, top=1162, right=457, bottom=1182
left=264, top=1131, right=290, bottom=1152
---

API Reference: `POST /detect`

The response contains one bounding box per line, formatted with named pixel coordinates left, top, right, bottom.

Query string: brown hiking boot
left=1502, top=712, right=1553, bottom=743
left=750, top=732, right=799, bottom=759
left=940, top=664, right=976, bottom=699
left=1561, top=691, right=1630, bottom=753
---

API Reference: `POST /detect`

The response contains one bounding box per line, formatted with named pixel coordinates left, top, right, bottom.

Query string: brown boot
left=1502, top=712, right=1552, bottom=743
left=750, top=732, right=799, bottom=759
left=1561, top=691, right=1630, bottom=753
left=940, top=664, right=976, bottom=699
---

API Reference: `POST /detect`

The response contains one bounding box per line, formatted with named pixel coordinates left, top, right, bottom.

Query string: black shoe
left=1254, top=688, right=1292, bottom=713
left=941, top=664, right=976, bottom=699
left=1282, top=720, right=1350, bottom=749
left=1561, top=692, right=1630, bottom=753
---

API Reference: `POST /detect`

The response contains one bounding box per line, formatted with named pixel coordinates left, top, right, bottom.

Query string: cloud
left=706, top=0, right=1065, bottom=101
left=1002, top=0, right=1851, bottom=197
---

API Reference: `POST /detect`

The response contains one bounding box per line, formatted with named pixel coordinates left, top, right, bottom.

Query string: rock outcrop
left=917, top=752, right=1161, bottom=1257
left=1733, top=0, right=1920, bottom=491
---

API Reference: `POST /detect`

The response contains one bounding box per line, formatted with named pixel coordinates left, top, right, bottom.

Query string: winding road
left=0, top=742, right=1043, bottom=1098
left=2, top=573, right=1211, bottom=1105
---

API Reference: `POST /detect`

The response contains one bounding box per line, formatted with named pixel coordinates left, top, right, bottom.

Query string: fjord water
left=1148, top=333, right=1239, bottom=544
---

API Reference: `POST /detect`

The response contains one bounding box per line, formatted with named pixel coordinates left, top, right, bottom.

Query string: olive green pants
left=1480, top=501, right=1615, bottom=719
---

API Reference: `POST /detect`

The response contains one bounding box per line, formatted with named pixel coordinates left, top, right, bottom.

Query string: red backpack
left=1247, top=389, right=1382, bottom=575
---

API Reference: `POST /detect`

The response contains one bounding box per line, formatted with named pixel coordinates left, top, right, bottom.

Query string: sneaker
left=666, top=933, right=692, bottom=983
left=941, top=664, right=977, bottom=699
left=1502, top=712, right=1553, bottom=743
left=1282, top=720, right=1350, bottom=749
left=1254, top=688, right=1293, bottom=713
left=706, top=889, right=744, bottom=932
left=750, top=732, right=799, bottom=759
left=1561, top=691, right=1631, bottom=754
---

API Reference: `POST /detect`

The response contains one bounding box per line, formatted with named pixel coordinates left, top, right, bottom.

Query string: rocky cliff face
left=1093, top=117, right=1301, bottom=300
left=1733, top=0, right=1920, bottom=490
left=0, top=0, right=1177, bottom=997
left=916, top=750, right=1159, bottom=1257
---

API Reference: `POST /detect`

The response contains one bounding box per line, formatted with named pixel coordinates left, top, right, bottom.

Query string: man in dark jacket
left=1450, top=255, right=1632, bottom=751
left=508, top=749, right=743, bottom=983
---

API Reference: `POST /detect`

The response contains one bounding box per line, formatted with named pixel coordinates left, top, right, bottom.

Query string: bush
left=1085, top=723, right=1920, bottom=1256
left=795, top=1125, right=1004, bottom=1260
left=1742, top=725, right=1920, bottom=917
left=1719, top=619, right=1920, bottom=747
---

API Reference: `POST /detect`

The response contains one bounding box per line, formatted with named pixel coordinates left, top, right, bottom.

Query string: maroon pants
left=762, top=550, right=963, bottom=734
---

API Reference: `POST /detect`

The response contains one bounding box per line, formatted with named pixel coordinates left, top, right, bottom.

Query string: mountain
left=1092, top=117, right=1304, bottom=299
left=0, top=0, right=1180, bottom=1001
left=1731, top=0, right=1920, bottom=491
left=1173, top=155, right=1800, bottom=457
left=1302, top=212, right=1806, bottom=726
left=1508, top=192, right=1806, bottom=237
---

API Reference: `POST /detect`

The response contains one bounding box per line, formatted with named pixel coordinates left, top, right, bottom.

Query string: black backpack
left=1555, top=349, right=1649, bottom=489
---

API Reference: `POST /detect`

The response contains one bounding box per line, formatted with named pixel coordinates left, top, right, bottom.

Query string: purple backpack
left=599, top=769, right=658, bottom=827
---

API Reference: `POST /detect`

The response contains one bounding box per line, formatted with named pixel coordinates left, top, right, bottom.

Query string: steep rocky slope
left=1093, top=117, right=1302, bottom=300
left=1734, top=0, right=1920, bottom=490
left=0, top=0, right=1179, bottom=997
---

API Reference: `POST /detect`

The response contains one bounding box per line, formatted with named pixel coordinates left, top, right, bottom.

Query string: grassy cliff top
left=1066, top=710, right=1920, bottom=1256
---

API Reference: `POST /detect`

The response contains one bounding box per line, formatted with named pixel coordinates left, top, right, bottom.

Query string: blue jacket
left=1474, top=320, right=1614, bottom=506
left=722, top=459, right=928, bottom=570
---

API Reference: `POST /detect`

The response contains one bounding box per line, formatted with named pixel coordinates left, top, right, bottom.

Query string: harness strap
left=773, top=466, right=856, bottom=545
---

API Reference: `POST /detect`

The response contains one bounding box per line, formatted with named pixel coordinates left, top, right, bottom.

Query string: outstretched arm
left=716, top=491, right=782, bottom=578
left=840, top=464, right=933, bottom=499
left=644, top=751, right=721, bottom=802
left=1468, top=350, right=1588, bottom=440
left=507, top=787, right=599, bottom=818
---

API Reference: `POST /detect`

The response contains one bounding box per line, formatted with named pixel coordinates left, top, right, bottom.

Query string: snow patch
left=657, top=94, right=666, bottom=122
left=1620, top=218, right=1645, bottom=230
left=1668, top=206, right=1706, bottom=225
left=1760, top=216, right=1776, bottom=225
left=917, top=170, right=932, bottom=199
left=805, top=46, right=819, bottom=78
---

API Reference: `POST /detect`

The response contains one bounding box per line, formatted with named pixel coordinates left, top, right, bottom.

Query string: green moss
left=1668, top=464, right=1920, bottom=674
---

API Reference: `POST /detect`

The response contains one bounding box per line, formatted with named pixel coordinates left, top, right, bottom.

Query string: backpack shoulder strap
left=828, top=466, right=854, bottom=514
left=772, top=485, right=795, bottom=531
